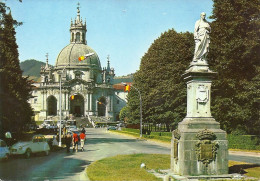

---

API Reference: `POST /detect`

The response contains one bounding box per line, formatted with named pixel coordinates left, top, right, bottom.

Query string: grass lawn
left=229, top=161, right=260, bottom=179
left=87, top=154, right=170, bottom=181
left=87, top=154, right=260, bottom=181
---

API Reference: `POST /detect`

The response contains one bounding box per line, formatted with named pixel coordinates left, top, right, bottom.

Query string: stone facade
left=29, top=6, right=127, bottom=122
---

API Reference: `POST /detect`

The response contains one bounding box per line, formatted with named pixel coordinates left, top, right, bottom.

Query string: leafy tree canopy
left=209, top=0, right=260, bottom=134
left=127, top=29, right=194, bottom=130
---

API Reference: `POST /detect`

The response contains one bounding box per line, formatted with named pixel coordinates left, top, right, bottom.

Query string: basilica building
left=30, top=6, right=127, bottom=122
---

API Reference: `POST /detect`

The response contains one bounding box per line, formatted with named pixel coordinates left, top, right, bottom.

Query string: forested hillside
left=20, top=59, right=45, bottom=80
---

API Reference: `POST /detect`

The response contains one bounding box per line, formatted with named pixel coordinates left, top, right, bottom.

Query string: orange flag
left=124, top=85, right=130, bottom=92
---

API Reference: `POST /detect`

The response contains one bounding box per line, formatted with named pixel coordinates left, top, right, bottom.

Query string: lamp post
left=58, top=71, right=63, bottom=147
left=121, top=82, right=142, bottom=138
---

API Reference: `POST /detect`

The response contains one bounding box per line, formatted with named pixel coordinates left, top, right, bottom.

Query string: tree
left=0, top=2, right=33, bottom=136
left=209, top=0, right=260, bottom=134
left=119, top=106, right=130, bottom=123
left=127, top=29, right=194, bottom=131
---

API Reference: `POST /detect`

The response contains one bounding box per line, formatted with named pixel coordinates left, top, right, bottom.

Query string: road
left=0, top=128, right=259, bottom=181
left=0, top=128, right=169, bottom=181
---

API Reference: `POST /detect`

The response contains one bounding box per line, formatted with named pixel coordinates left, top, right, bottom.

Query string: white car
left=10, top=135, right=50, bottom=158
left=67, top=125, right=77, bottom=132
left=0, top=139, right=10, bottom=160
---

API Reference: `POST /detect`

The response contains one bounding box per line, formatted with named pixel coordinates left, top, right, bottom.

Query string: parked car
left=67, top=125, right=77, bottom=132
left=10, top=135, right=50, bottom=158
left=0, top=139, right=10, bottom=160
left=107, top=126, right=117, bottom=130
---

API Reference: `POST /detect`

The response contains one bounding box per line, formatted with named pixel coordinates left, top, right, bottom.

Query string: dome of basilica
left=55, top=43, right=101, bottom=70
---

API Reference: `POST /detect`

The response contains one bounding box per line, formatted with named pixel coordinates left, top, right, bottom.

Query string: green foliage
left=228, top=134, right=260, bottom=150
left=127, top=29, right=194, bottom=128
left=119, top=106, right=130, bottom=123
left=0, top=3, right=33, bottom=136
left=209, top=0, right=260, bottom=134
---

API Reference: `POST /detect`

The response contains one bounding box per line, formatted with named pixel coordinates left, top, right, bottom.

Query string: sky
left=5, top=0, right=214, bottom=76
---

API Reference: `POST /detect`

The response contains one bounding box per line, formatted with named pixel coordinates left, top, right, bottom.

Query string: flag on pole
left=78, top=56, right=85, bottom=61
left=124, top=85, right=130, bottom=92
left=78, top=52, right=95, bottom=61
left=70, top=95, right=74, bottom=100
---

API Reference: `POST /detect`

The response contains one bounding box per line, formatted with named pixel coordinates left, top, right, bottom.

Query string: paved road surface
left=0, top=128, right=170, bottom=181
left=0, top=128, right=258, bottom=181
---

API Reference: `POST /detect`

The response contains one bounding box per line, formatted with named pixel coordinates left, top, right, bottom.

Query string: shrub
left=228, top=134, right=260, bottom=150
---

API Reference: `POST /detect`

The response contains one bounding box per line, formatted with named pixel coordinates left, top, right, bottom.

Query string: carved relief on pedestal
left=196, top=85, right=209, bottom=104
left=195, top=129, right=218, bottom=167
left=173, top=129, right=181, bottom=163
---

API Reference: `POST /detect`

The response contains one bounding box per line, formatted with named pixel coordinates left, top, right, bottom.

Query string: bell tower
left=70, top=3, right=87, bottom=44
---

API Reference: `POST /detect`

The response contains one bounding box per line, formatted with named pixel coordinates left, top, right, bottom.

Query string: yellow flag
left=124, top=85, right=130, bottom=92
left=78, top=56, right=85, bottom=61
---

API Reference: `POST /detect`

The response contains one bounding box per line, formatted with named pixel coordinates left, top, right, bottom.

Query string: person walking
left=65, top=133, right=72, bottom=153
left=72, top=131, right=79, bottom=152
left=81, top=127, right=85, bottom=134
left=80, top=131, right=86, bottom=151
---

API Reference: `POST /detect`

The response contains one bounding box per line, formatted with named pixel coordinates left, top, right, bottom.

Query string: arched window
left=76, top=32, right=80, bottom=42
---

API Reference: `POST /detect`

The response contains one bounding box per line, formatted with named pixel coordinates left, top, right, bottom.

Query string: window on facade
left=75, top=73, right=81, bottom=79
left=117, top=100, right=120, bottom=104
left=76, top=32, right=80, bottom=42
left=34, top=98, right=37, bottom=104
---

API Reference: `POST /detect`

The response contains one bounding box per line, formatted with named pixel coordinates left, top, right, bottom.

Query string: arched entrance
left=47, top=95, right=57, bottom=116
left=70, top=94, right=84, bottom=117
left=97, top=97, right=106, bottom=116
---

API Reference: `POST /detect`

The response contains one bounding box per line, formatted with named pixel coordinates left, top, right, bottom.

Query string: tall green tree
left=0, top=2, right=33, bottom=136
left=127, top=29, right=194, bottom=131
left=209, top=0, right=260, bottom=134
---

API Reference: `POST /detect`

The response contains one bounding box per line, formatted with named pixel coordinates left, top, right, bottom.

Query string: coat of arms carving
left=195, top=129, right=219, bottom=167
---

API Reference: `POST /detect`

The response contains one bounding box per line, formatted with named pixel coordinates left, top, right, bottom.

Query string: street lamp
left=57, top=71, right=63, bottom=147
left=121, top=82, right=142, bottom=138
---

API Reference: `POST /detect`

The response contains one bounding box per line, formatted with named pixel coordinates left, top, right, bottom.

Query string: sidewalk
left=229, top=150, right=260, bottom=157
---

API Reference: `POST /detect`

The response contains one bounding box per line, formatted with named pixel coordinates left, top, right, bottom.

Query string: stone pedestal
left=171, top=66, right=229, bottom=176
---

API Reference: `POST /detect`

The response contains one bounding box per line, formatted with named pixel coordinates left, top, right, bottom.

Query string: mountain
left=113, top=74, right=133, bottom=84
left=20, top=59, right=45, bottom=81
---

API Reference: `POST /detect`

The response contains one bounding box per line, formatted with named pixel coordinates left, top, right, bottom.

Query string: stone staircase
left=74, top=117, right=94, bottom=128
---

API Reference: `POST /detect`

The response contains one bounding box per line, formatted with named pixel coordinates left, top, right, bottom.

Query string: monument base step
left=165, top=173, right=244, bottom=181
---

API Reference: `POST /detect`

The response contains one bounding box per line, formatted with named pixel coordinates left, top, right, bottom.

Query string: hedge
left=227, top=134, right=260, bottom=150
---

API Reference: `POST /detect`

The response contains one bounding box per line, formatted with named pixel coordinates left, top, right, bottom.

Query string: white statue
left=193, top=12, right=211, bottom=62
